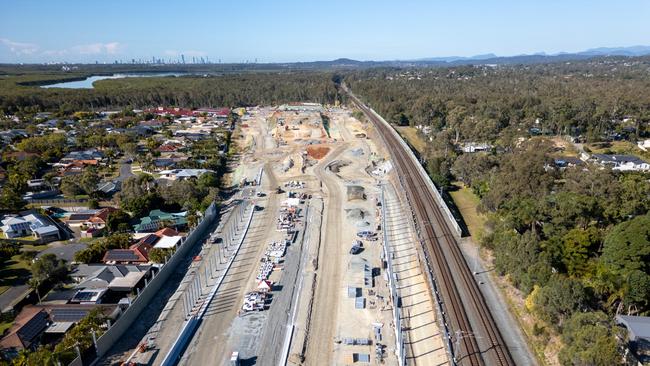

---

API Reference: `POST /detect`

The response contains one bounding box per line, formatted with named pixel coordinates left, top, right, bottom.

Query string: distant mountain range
left=416, top=45, right=650, bottom=63
left=5, top=46, right=649, bottom=71
left=291, top=45, right=650, bottom=69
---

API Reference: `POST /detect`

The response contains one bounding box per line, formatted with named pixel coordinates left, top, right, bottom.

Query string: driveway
left=117, top=162, right=134, bottom=182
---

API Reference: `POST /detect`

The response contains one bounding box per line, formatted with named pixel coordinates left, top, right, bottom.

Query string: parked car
left=350, top=240, right=363, bottom=255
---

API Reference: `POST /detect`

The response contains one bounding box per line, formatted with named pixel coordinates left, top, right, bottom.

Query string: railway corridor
left=346, top=86, right=516, bottom=366
left=384, top=182, right=449, bottom=366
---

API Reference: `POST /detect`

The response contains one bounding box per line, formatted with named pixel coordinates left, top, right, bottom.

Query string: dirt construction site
left=121, top=104, right=449, bottom=366
left=236, top=105, right=449, bottom=366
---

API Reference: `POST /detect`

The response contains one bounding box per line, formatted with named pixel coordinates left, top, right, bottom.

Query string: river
left=41, top=72, right=185, bottom=89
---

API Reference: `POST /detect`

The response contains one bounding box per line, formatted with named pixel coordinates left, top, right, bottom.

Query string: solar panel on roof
left=51, top=308, right=90, bottom=322
left=16, top=311, right=48, bottom=343
left=73, top=291, right=96, bottom=301
left=140, top=235, right=158, bottom=245
left=106, top=250, right=140, bottom=260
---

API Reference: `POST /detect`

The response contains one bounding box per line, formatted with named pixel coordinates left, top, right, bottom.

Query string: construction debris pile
left=277, top=204, right=301, bottom=232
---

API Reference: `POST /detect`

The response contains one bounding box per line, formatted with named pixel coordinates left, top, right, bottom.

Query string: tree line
left=0, top=72, right=340, bottom=114
left=346, top=60, right=650, bottom=365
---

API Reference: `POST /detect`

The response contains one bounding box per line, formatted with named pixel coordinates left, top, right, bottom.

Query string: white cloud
left=40, top=42, right=123, bottom=59
left=0, top=38, right=39, bottom=55
left=164, top=49, right=206, bottom=57
left=71, top=42, right=122, bottom=55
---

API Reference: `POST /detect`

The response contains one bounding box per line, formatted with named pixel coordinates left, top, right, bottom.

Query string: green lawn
left=0, top=234, right=38, bottom=242
left=449, top=182, right=487, bottom=239
left=0, top=319, right=13, bottom=334
left=0, top=254, right=32, bottom=294
left=395, top=126, right=427, bottom=154
left=21, top=244, right=49, bottom=251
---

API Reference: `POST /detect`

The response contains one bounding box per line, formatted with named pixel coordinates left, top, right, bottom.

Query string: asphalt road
left=255, top=201, right=312, bottom=366
left=180, top=171, right=279, bottom=366
left=0, top=285, right=30, bottom=312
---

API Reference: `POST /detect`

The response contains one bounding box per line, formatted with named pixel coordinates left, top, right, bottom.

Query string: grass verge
left=448, top=182, right=486, bottom=239
left=395, top=126, right=427, bottom=155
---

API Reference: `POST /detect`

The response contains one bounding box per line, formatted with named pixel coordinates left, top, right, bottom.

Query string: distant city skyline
left=1, top=0, right=649, bottom=63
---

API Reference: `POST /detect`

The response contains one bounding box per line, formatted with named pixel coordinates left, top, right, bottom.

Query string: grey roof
left=73, top=264, right=150, bottom=290
left=36, top=243, right=88, bottom=263
left=97, top=180, right=120, bottom=194
left=593, top=154, right=647, bottom=164
left=32, top=225, right=59, bottom=236
left=617, top=315, right=650, bottom=341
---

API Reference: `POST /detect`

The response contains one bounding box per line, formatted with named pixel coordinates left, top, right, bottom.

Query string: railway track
left=346, top=88, right=515, bottom=366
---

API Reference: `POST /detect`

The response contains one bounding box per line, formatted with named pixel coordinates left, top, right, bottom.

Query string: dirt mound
left=306, top=145, right=330, bottom=159
left=345, top=208, right=367, bottom=221
left=327, top=160, right=350, bottom=173
left=346, top=185, right=366, bottom=201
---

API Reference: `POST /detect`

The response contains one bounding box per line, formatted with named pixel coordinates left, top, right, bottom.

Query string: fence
left=70, top=202, right=218, bottom=365
left=27, top=198, right=89, bottom=205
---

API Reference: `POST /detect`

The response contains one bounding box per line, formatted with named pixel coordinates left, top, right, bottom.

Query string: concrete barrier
left=159, top=316, right=199, bottom=366
left=380, top=185, right=405, bottom=366
left=368, top=108, right=462, bottom=237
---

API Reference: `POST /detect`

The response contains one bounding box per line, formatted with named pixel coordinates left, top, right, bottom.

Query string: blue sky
left=1, top=0, right=649, bottom=63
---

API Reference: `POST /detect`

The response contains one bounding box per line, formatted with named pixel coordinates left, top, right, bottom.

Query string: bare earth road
left=302, top=142, right=348, bottom=366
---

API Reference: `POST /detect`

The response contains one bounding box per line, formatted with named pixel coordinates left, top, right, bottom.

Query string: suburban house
left=591, top=154, right=650, bottom=172
left=0, top=213, right=61, bottom=242
left=637, top=139, right=650, bottom=151
left=0, top=130, right=28, bottom=145
left=71, top=264, right=153, bottom=302
left=156, top=142, right=184, bottom=153
left=0, top=307, right=49, bottom=351
left=151, top=154, right=189, bottom=171
left=135, top=228, right=184, bottom=250
left=102, top=242, right=153, bottom=264
left=553, top=156, right=584, bottom=168
left=36, top=243, right=88, bottom=263
left=133, top=209, right=187, bottom=232
left=138, top=120, right=164, bottom=130
left=41, top=304, right=120, bottom=343
left=60, top=149, right=105, bottom=164
left=96, top=180, right=121, bottom=196
left=151, top=107, right=193, bottom=117
left=616, top=315, right=650, bottom=364
left=85, top=207, right=118, bottom=229
left=58, top=159, right=99, bottom=176
left=460, top=142, right=492, bottom=153
left=3, top=151, right=38, bottom=162
left=195, top=107, right=230, bottom=120
left=158, top=168, right=214, bottom=181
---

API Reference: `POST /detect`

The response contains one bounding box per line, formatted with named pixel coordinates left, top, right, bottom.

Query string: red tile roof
left=88, top=207, right=118, bottom=225
left=155, top=228, right=180, bottom=237
left=195, top=107, right=230, bottom=116
left=102, top=243, right=152, bottom=264
left=0, top=307, right=48, bottom=350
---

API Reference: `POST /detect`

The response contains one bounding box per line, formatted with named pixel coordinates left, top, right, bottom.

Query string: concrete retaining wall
left=92, top=202, right=217, bottom=359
